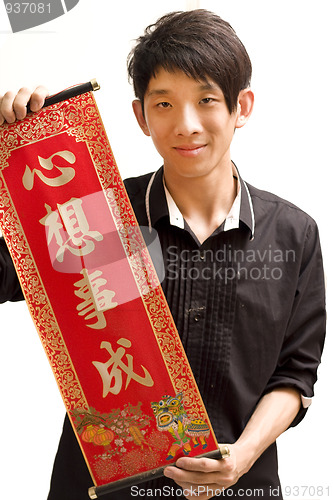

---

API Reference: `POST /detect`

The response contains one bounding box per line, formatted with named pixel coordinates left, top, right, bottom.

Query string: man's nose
left=174, top=105, right=203, bottom=136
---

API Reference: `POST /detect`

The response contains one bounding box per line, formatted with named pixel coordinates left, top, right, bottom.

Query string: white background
left=0, top=1, right=331, bottom=498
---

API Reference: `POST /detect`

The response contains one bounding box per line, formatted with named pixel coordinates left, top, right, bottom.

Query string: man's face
left=134, top=68, right=240, bottom=182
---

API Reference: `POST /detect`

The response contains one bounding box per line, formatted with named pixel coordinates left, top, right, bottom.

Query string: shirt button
left=194, top=315, right=200, bottom=322
left=200, top=253, right=205, bottom=261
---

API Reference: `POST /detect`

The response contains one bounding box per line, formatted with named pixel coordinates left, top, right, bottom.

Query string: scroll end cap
left=90, top=79, right=100, bottom=91
left=88, top=486, right=98, bottom=499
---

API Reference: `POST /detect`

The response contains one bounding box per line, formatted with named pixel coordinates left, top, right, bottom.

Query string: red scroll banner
left=0, top=84, right=221, bottom=497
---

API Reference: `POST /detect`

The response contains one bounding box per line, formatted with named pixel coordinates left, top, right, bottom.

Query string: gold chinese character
left=22, top=150, right=76, bottom=190
left=93, top=338, right=154, bottom=397
left=39, top=198, right=103, bottom=263
left=74, top=268, right=118, bottom=330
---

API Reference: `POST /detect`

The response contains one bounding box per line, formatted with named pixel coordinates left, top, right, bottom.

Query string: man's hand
left=163, top=388, right=301, bottom=499
left=0, top=86, right=49, bottom=125
left=164, top=443, right=245, bottom=499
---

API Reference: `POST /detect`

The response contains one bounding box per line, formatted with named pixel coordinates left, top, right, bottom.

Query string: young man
left=0, top=9, right=326, bottom=500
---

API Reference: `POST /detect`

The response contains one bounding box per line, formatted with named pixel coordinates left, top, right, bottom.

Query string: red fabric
left=0, top=92, right=219, bottom=487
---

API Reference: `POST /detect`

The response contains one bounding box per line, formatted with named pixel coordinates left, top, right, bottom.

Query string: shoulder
left=123, top=171, right=155, bottom=225
left=247, top=182, right=317, bottom=225
left=124, top=171, right=154, bottom=199
left=246, top=182, right=319, bottom=244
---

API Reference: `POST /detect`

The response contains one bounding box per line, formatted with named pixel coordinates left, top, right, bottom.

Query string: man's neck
left=163, top=161, right=237, bottom=244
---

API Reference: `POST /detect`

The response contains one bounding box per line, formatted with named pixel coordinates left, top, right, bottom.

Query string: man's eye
left=158, top=102, right=171, bottom=108
left=201, top=97, right=213, bottom=104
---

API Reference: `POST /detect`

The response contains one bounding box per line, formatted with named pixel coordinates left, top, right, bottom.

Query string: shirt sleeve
left=0, top=237, right=24, bottom=303
left=264, top=220, right=326, bottom=426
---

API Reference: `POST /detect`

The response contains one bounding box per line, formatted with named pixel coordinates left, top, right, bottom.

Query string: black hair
left=127, top=10, right=252, bottom=114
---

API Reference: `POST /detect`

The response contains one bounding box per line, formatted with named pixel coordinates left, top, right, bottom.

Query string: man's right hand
left=0, top=86, right=49, bottom=125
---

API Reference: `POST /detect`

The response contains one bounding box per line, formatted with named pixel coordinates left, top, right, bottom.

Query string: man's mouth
left=174, top=144, right=206, bottom=157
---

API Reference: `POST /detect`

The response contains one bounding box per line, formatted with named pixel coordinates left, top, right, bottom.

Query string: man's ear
left=132, top=99, right=150, bottom=136
left=235, top=89, right=254, bottom=129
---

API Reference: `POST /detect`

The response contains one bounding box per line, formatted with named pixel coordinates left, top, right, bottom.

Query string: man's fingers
left=0, top=91, right=17, bottom=124
left=13, top=87, right=33, bottom=120
left=164, top=447, right=237, bottom=492
left=29, top=85, right=49, bottom=112
left=0, top=85, right=49, bottom=125
left=164, top=465, right=221, bottom=485
left=176, top=456, right=222, bottom=473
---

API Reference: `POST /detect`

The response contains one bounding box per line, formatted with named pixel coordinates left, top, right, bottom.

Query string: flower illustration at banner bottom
left=71, top=403, right=171, bottom=480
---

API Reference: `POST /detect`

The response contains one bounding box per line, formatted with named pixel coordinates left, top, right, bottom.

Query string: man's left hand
left=163, top=443, right=242, bottom=499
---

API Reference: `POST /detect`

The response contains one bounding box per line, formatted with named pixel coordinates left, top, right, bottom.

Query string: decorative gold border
left=0, top=115, right=89, bottom=412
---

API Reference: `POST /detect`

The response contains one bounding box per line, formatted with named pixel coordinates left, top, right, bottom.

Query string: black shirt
left=0, top=166, right=326, bottom=499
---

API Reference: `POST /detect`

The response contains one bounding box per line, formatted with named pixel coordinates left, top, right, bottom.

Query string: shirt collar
left=163, top=176, right=185, bottom=229
left=234, top=164, right=255, bottom=240
left=145, top=165, right=255, bottom=239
